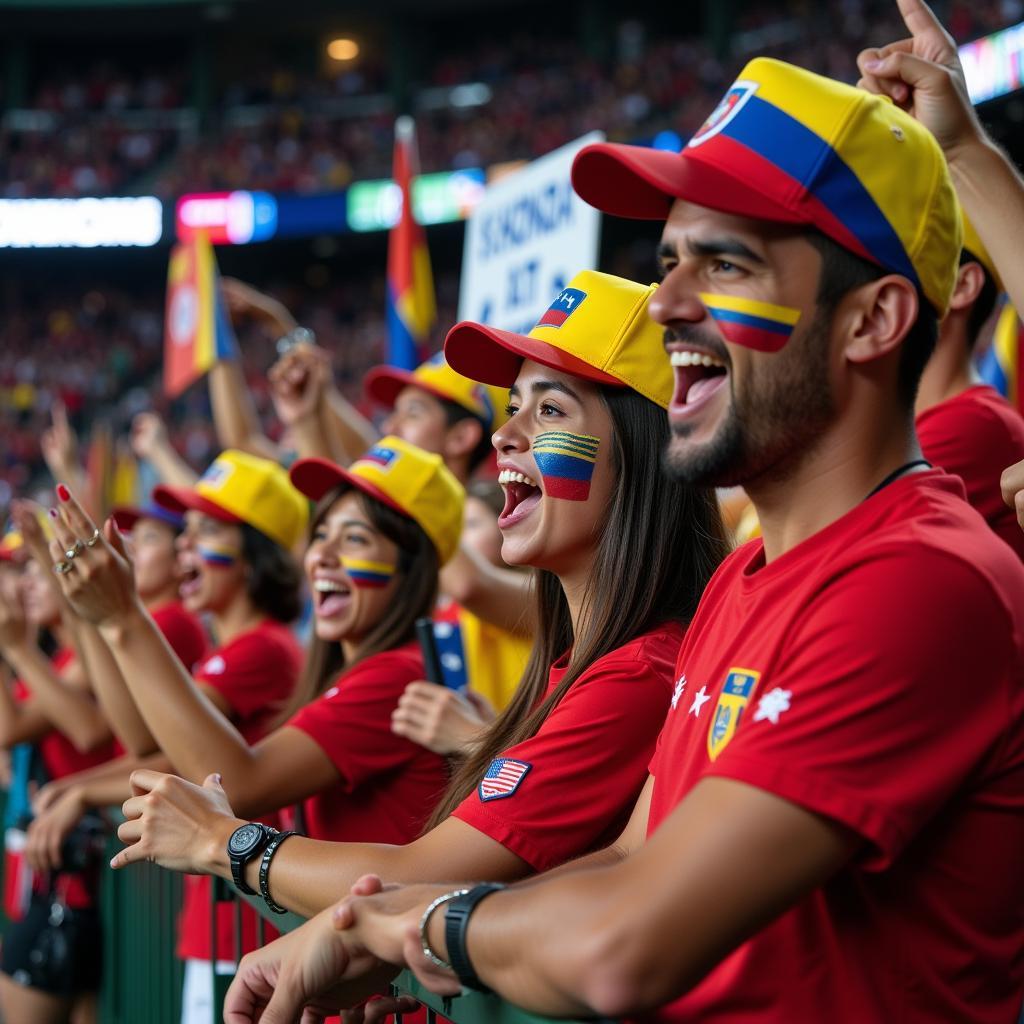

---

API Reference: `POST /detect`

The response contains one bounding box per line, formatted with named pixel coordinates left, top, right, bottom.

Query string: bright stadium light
left=327, top=38, right=359, bottom=62
left=959, top=21, right=1024, bottom=104
left=0, top=197, right=163, bottom=248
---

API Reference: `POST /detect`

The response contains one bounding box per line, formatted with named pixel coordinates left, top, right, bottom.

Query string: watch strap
left=444, top=882, right=506, bottom=992
left=258, top=830, right=297, bottom=914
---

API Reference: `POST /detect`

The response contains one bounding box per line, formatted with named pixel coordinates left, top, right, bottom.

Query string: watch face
left=228, top=824, right=263, bottom=856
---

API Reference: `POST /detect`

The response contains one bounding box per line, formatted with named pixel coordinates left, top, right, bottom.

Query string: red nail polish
left=56, top=484, right=69, bottom=502
left=48, top=508, right=58, bottom=519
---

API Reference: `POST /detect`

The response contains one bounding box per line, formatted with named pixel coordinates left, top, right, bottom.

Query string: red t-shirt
left=150, top=600, right=209, bottom=675
left=177, top=620, right=302, bottom=962
left=643, top=471, right=1024, bottom=1023
left=14, top=648, right=116, bottom=910
left=917, top=384, right=1024, bottom=559
left=286, top=643, right=448, bottom=843
left=453, top=623, right=684, bottom=871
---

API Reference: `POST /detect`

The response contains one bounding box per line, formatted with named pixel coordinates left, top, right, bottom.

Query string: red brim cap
left=444, top=321, right=621, bottom=390
left=111, top=504, right=185, bottom=533
left=151, top=485, right=242, bottom=525
left=570, top=141, right=803, bottom=225
left=289, top=458, right=408, bottom=521
left=364, top=365, right=457, bottom=412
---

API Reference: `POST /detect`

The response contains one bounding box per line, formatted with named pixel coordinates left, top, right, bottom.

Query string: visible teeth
left=498, top=469, right=539, bottom=488
left=314, top=580, right=348, bottom=594
left=670, top=351, right=725, bottom=368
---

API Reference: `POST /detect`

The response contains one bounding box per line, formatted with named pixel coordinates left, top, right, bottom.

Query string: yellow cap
left=961, top=213, right=1003, bottom=292
left=443, top=270, right=672, bottom=409
left=289, top=436, right=464, bottom=565
left=154, top=449, right=308, bottom=551
left=365, top=353, right=509, bottom=433
left=572, top=57, right=961, bottom=315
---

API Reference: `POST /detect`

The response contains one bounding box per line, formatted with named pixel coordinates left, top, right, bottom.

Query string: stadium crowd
left=1, top=1, right=1024, bottom=1023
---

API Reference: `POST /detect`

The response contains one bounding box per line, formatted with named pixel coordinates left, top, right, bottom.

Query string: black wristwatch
left=444, top=882, right=506, bottom=992
left=227, top=822, right=277, bottom=896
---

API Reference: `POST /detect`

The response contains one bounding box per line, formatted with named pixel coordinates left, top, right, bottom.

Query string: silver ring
left=64, top=548, right=78, bottom=561
left=85, top=529, right=100, bottom=548
left=53, top=561, right=73, bottom=576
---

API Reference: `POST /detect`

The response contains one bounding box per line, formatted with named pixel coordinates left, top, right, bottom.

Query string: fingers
left=402, top=681, right=446, bottom=702
left=55, top=485, right=99, bottom=544
left=895, top=0, right=955, bottom=51
left=105, top=517, right=128, bottom=559
left=350, top=874, right=385, bottom=897
left=361, top=996, right=420, bottom=1023
left=128, top=768, right=165, bottom=796
left=1000, top=459, right=1024, bottom=510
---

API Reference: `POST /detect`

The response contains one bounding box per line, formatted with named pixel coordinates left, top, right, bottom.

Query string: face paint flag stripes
left=699, top=293, right=801, bottom=353
left=197, top=543, right=239, bottom=568
left=341, top=557, right=396, bottom=589
left=532, top=431, right=600, bottom=501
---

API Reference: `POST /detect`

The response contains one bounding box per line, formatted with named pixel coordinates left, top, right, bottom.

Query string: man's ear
left=443, top=417, right=484, bottom=461
left=948, top=261, right=985, bottom=313
left=841, top=275, right=920, bottom=366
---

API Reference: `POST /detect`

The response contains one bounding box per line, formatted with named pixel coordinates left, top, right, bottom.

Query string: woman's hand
left=46, top=486, right=142, bottom=629
left=130, top=412, right=170, bottom=463
left=391, top=681, right=494, bottom=756
left=224, top=907, right=384, bottom=1024
left=24, top=787, right=85, bottom=873
left=39, top=402, right=80, bottom=485
left=32, top=777, right=71, bottom=816
left=0, top=581, right=30, bottom=653
left=111, top=770, right=239, bottom=875
left=1001, top=458, right=1024, bottom=534
left=855, top=0, right=983, bottom=160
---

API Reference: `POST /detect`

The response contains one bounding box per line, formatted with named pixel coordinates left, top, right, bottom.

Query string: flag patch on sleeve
left=478, top=758, right=532, bottom=802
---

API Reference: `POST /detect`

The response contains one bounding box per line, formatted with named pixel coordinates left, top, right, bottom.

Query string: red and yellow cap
left=364, top=352, right=509, bottom=432
left=571, top=57, right=961, bottom=315
left=154, top=449, right=308, bottom=551
left=289, top=436, right=464, bottom=565
left=444, top=270, right=672, bottom=409
left=961, top=213, right=1003, bottom=292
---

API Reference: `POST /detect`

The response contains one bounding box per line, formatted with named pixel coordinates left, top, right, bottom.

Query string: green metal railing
left=98, top=820, right=603, bottom=1023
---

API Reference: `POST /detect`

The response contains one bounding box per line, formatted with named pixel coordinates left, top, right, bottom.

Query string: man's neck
left=916, top=334, right=980, bottom=413
left=748, top=412, right=922, bottom=564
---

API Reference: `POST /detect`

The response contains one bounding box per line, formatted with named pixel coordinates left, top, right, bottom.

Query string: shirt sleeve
left=453, top=656, right=673, bottom=872
left=286, top=654, right=425, bottom=791
left=705, top=549, right=1016, bottom=869
left=195, top=632, right=296, bottom=720
left=152, top=604, right=208, bottom=674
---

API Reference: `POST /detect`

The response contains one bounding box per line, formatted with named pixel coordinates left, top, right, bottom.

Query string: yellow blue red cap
left=444, top=270, right=672, bottom=409
left=571, top=58, right=961, bottom=315
left=290, top=436, right=464, bottom=565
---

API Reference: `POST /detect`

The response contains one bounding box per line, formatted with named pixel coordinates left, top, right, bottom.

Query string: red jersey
left=150, top=600, right=209, bottom=674
left=454, top=623, right=684, bottom=871
left=177, top=620, right=302, bottom=962
left=286, top=643, right=448, bottom=842
left=917, top=384, right=1024, bottom=558
left=644, top=472, right=1024, bottom=1023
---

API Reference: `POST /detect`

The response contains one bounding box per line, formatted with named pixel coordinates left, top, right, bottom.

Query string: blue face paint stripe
left=704, top=307, right=794, bottom=334
left=534, top=452, right=597, bottom=481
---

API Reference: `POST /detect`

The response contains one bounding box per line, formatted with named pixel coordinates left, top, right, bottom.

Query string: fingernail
left=48, top=508, right=58, bottom=520
left=864, top=58, right=883, bottom=70
left=213, top=773, right=222, bottom=785
left=56, top=484, right=69, bottom=502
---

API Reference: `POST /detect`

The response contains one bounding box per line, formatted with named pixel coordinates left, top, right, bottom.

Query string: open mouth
left=497, top=469, right=542, bottom=528
left=669, top=350, right=729, bottom=416
left=313, top=578, right=352, bottom=618
left=178, top=564, right=203, bottom=599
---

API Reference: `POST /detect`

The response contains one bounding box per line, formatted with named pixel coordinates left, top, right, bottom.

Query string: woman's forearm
left=98, top=604, right=258, bottom=785
left=3, top=643, right=110, bottom=752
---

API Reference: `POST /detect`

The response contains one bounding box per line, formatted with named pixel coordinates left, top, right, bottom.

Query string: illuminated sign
left=176, top=191, right=278, bottom=244
left=0, top=196, right=162, bottom=248
left=347, top=168, right=486, bottom=233
left=960, top=21, right=1024, bottom=104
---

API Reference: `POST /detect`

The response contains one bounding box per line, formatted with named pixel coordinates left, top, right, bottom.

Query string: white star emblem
left=689, top=685, right=711, bottom=717
left=753, top=687, right=792, bottom=725
left=670, top=675, right=687, bottom=710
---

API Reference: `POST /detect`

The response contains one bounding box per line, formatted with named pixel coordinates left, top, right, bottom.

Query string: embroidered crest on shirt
left=707, top=668, right=761, bottom=761
left=753, top=687, right=792, bottom=725
left=671, top=675, right=687, bottom=710
left=478, top=758, right=531, bottom=802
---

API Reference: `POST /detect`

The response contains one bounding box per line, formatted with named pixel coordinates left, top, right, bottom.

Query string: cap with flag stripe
left=571, top=58, right=961, bottom=316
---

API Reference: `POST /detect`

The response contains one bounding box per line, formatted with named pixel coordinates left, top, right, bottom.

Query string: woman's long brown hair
left=427, top=385, right=729, bottom=827
left=280, top=485, right=440, bottom=721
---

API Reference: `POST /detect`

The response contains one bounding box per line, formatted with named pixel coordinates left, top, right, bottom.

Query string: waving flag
left=163, top=231, right=238, bottom=397
left=386, top=116, right=436, bottom=369
left=979, top=301, right=1023, bottom=413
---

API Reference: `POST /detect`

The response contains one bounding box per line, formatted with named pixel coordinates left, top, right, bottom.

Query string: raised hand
left=39, top=402, right=80, bottom=484
left=221, top=277, right=298, bottom=336
left=1001, top=458, right=1024, bottom=534
left=46, top=485, right=140, bottom=628
left=268, top=345, right=330, bottom=427
left=130, top=412, right=169, bottom=462
left=111, top=770, right=238, bottom=874
left=855, top=0, right=982, bottom=156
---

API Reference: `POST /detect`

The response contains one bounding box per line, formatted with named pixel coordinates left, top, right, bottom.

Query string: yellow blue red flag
left=979, top=301, right=1023, bottom=414
left=163, top=231, right=237, bottom=397
left=387, top=116, right=436, bottom=370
